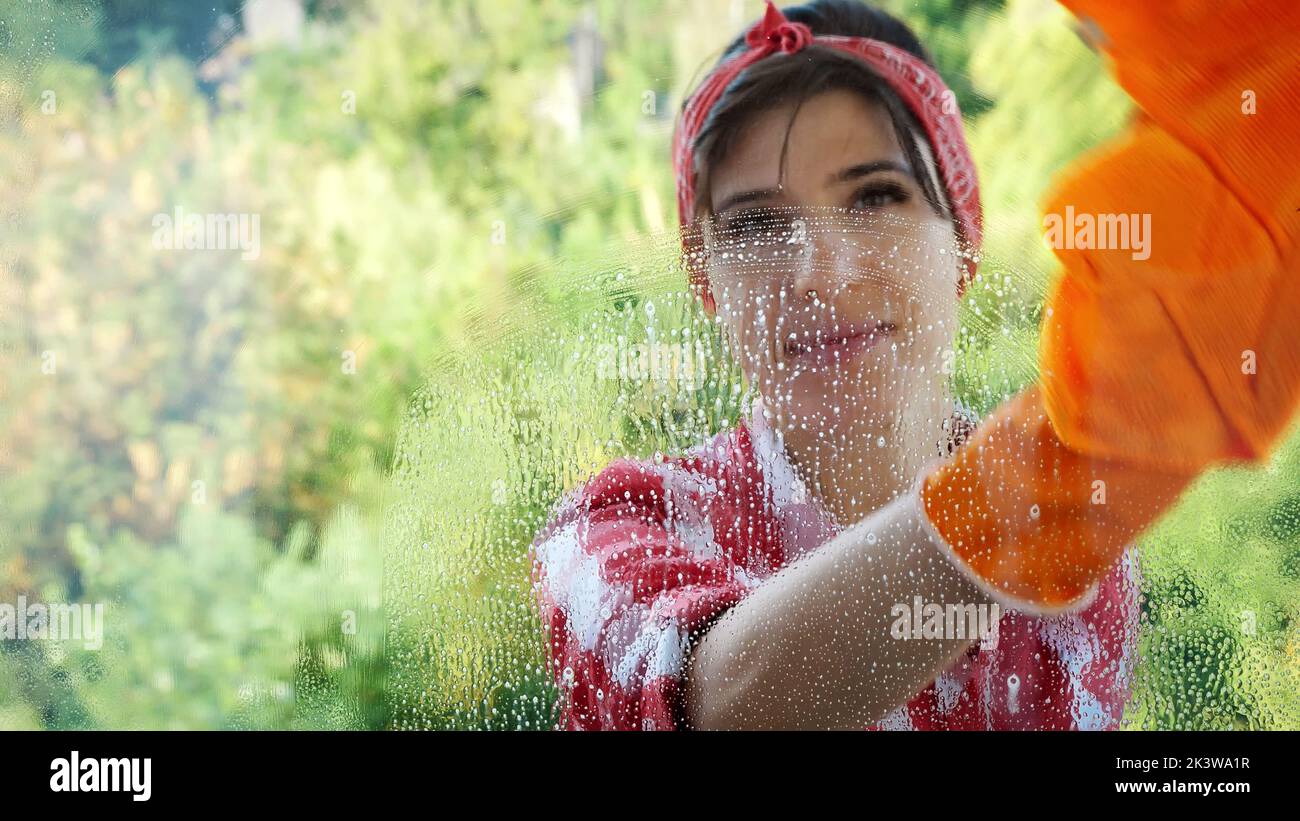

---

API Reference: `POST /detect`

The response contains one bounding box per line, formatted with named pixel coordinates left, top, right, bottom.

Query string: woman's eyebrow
left=713, top=160, right=912, bottom=214
left=714, top=186, right=783, bottom=215
left=829, top=160, right=912, bottom=184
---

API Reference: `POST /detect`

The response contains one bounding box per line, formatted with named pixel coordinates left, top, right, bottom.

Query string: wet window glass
left=1, top=0, right=1297, bottom=732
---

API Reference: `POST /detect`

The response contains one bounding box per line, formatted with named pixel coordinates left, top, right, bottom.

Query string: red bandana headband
left=673, top=0, right=983, bottom=304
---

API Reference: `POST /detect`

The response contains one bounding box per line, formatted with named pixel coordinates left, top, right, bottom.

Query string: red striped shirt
left=531, top=403, right=1140, bottom=730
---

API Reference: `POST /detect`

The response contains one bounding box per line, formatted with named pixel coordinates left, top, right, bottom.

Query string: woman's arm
left=684, top=478, right=991, bottom=731
left=686, top=385, right=1196, bottom=730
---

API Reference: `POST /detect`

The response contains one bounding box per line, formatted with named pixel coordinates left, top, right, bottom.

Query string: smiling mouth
left=783, top=321, right=896, bottom=364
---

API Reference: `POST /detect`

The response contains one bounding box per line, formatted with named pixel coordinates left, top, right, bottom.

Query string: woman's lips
left=784, top=321, right=895, bottom=368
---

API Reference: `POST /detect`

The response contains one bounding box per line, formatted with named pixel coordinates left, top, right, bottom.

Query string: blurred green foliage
left=0, top=0, right=1295, bottom=729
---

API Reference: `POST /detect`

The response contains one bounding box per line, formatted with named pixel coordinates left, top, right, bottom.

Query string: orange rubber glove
left=921, top=0, right=1300, bottom=611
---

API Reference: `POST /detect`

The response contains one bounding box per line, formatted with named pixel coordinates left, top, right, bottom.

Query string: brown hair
left=689, top=0, right=951, bottom=226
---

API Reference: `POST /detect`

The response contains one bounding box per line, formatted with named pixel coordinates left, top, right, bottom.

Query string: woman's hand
left=920, top=0, right=1300, bottom=611
left=1042, top=0, right=1300, bottom=474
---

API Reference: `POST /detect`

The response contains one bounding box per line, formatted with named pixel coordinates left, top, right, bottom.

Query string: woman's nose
left=791, top=270, right=823, bottom=302
left=788, top=221, right=840, bottom=302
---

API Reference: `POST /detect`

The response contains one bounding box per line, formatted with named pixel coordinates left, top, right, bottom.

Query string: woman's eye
left=851, top=183, right=908, bottom=210
left=728, top=213, right=763, bottom=232
left=721, top=209, right=777, bottom=238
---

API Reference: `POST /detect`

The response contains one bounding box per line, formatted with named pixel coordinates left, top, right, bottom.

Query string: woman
left=531, top=0, right=1300, bottom=730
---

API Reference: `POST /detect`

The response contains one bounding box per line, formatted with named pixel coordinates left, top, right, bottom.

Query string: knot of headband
left=673, top=0, right=983, bottom=302
left=744, top=1, right=814, bottom=53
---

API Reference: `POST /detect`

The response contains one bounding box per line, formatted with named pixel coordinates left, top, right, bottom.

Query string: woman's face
left=703, top=89, right=961, bottom=498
